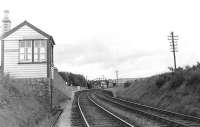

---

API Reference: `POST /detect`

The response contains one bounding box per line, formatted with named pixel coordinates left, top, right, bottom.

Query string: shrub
left=185, top=71, right=200, bottom=86
left=170, top=71, right=184, bottom=89
left=155, top=75, right=171, bottom=88
left=156, top=76, right=166, bottom=88
left=124, top=81, right=132, bottom=88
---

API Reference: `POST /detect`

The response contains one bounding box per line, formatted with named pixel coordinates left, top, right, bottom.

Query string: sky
left=1, top=0, right=200, bottom=79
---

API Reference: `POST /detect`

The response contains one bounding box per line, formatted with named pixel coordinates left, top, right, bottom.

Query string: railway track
left=71, top=91, right=87, bottom=127
left=95, top=90, right=200, bottom=127
left=71, top=90, right=135, bottom=127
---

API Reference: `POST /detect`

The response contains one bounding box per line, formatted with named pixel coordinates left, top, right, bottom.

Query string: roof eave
left=50, top=36, right=55, bottom=45
left=1, top=20, right=55, bottom=43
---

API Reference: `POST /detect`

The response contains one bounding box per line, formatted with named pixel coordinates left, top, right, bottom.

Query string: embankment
left=0, top=69, right=70, bottom=127
left=115, top=64, right=200, bottom=117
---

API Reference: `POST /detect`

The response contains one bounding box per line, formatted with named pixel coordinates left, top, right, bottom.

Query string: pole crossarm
left=168, top=32, right=178, bottom=71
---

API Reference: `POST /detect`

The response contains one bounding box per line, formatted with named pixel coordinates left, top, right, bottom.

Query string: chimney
left=2, top=10, right=11, bottom=35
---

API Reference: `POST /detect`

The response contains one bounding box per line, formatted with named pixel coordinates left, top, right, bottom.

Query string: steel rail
left=100, top=90, right=200, bottom=123
left=88, top=94, right=135, bottom=127
left=77, top=93, right=90, bottom=127
left=110, top=94, right=200, bottom=123
left=95, top=93, right=193, bottom=127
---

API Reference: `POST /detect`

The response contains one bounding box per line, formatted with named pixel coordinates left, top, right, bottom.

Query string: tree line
left=59, top=72, right=87, bottom=87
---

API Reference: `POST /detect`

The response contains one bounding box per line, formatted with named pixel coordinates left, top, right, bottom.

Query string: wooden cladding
left=19, top=39, right=47, bottom=64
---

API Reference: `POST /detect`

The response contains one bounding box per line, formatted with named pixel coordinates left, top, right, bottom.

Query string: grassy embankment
left=115, top=63, right=200, bottom=117
left=0, top=69, right=70, bottom=127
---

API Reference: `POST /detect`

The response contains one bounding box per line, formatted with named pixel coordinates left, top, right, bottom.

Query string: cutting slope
left=116, top=64, right=200, bottom=117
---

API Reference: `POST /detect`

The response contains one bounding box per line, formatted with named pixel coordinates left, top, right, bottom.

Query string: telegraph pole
left=50, top=66, right=54, bottom=111
left=115, top=70, right=119, bottom=85
left=168, top=32, right=178, bottom=71
left=85, top=75, right=87, bottom=88
left=102, top=75, right=106, bottom=81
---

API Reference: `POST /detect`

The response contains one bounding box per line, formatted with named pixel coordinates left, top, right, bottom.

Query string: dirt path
left=55, top=99, right=73, bottom=127
left=56, top=87, right=85, bottom=127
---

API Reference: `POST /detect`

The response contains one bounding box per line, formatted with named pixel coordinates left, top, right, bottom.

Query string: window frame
left=34, top=40, right=47, bottom=63
left=18, top=39, right=47, bottom=64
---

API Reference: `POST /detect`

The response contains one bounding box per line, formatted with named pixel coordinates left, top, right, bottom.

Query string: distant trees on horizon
left=59, top=71, right=87, bottom=87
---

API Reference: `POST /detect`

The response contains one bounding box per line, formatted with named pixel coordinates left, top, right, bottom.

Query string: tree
left=105, top=80, right=109, bottom=88
left=58, top=72, right=86, bottom=87
left=168, top=66, right=174, bottom=72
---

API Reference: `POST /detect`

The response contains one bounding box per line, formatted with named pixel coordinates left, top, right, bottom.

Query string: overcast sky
left=1, top=0, right=200, bottom=79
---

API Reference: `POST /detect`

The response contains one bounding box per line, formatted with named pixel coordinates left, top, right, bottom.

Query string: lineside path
left=56, top=86, right=86, bottom=127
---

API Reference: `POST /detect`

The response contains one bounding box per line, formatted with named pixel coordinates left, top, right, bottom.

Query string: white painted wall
left=0, top=26, right=2, bottom=66
left=3, top=25, right=48, bottom=78
left=0, top=40, right=1, bottom=66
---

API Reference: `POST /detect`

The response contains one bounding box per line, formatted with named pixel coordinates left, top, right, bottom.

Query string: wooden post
left=168, top=32, right=178, bottom=72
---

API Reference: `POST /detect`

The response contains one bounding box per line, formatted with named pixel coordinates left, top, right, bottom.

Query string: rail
left=88, top=94, right=135, bottom=127
left=77, top=94, right=90, bottom=127
left=95, top=92, right=200, bottom=127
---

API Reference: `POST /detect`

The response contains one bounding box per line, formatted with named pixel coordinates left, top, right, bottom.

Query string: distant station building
left=1, top=10, right=55, bottom=79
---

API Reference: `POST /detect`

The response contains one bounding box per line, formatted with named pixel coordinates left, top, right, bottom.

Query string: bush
left=124, top=81, right=132, bottom=88
left=59, top=72, right=86, bottom=87
left=157, top=63, right=200, bottom=89
left=185, top=71, right=200, bottom=86
left=170, top=71, right=184, bottom=89
left=155, top=74, right=171, bottom=88
left=156, top=76, right=167, bottom=88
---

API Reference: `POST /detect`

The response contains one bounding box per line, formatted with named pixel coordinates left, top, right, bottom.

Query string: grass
left=0, top=75, right=51, bottom=127
left=0, top=69, right=70, bottom=127
left=115, top=62, right=200, bottom=117
left=155, top=63, right=200, bottom=90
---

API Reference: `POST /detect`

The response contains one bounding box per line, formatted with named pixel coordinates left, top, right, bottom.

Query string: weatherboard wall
left=3, top=24, right=47, bottom=78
